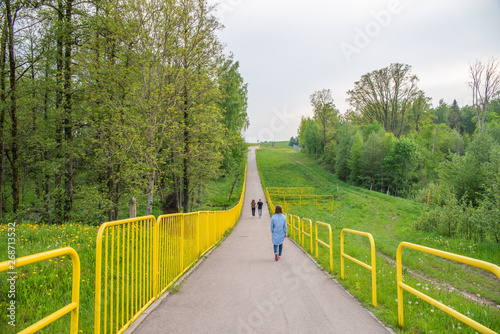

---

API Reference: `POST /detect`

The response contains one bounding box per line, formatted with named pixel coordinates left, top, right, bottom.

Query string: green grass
left=0, top=223, right=98, bottom=333
left=256, top=146, right=500, bottom=334
left=193, top=167, right=245, bottom=212
left=0, top=163, right=246, bottom=333
left=258, top=140, right=290, bottom=147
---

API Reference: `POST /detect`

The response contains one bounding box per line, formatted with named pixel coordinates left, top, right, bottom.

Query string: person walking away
left=270, top=205, right=287, bottom=261
left=251, top=199, right=256, bottom=218
left=257, top=199, right=263, bottom=218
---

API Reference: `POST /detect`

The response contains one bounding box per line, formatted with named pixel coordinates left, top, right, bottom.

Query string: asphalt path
left=129, top=146, right=394, bottom=334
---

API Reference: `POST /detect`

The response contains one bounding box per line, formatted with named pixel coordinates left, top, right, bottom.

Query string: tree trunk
left=54, top=0, right=64, bottom=223
left=182, top=150, right=190, bottom=213
left=182, top=85, right=190, bottom=213
left=228, top=172, right=240, bottom=202
left=63, top=0, right=74, bottom=220
left=146, top=169, right=156, bottom=215
left=0, top=19, right=7, bottom=221
left=6, top=0, right=19, bottom=213
left=43, top=62, right=51, bottom=223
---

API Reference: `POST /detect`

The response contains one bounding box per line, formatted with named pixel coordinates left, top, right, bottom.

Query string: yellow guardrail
left=286, top=214, right=291, bottom=238
left=259, top=166, right=500, bottom=332
left=94, top=216, right=157, bottom=334
left=267, top=187, right=315, bottom=195
left=270, top=194, right=334, bottom=210
left=315, top=221, right=333, bottom=272
left=265, top=188, right=275, bottom=215
left=300, top=218, right=313, bottom=254
left=95, top=166, right=246, bottom=334
left=341, top=229, right=377, bottom=307
left=397, top=242, right=500, bottom=334
left=263, top=181, right=500, bottom=330
left=0, top=247, right=80, bottom=334
left=291, top=215, right=301, bottom=243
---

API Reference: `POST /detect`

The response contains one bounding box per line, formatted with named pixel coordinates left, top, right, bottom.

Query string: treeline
left=298, top=62, right=500, bottom=242
left=0, top=0, right=249, bottom=224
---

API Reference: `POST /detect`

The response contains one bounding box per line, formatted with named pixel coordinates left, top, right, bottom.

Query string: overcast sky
left=210, top=0, right=500, bottom=142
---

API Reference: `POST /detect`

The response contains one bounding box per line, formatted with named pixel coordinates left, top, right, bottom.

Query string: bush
left=416, top=193, right=498, bottom=242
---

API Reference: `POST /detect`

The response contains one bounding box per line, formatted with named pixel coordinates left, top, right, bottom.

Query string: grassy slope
left=256, top=146, right=500, bottom=334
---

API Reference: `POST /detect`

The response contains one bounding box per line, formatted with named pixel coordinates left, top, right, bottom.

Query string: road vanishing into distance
left=127, top=146, right=394, bottom=334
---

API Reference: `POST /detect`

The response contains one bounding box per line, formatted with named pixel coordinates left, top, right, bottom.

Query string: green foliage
left=384, top=136, right=418, bottom=196
left=348, top=129, right=363, bottom=183
left=438, top=154, right=483, bottom=205
left=437, top=132, right=500, bottom=206
left=288, top=136, right=299, bottom=147
left=309, top=89, right=338, bottom=153
left=361, top=120, right=383, bottom=139
left=218, top=60, right=250, bottom=175
left=417, top=196, right=492, bottom=242
left=433, top=99, right=450, bottom=125
left=298, top=116, right=322, bottom=156
left=358, top=129, right=389, bottom=191
left=449, top=99, right=463, bottom=133
left=335, top=123, right=356, bottom=180
left=461, top=105, right=477, bottom=136
left=1, top=0, right=247, bottom=223
left=346, top=63, right=421, bottom=137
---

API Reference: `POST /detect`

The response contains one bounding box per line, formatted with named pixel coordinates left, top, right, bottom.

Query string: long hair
left=275, top=205, right=283, bottom=214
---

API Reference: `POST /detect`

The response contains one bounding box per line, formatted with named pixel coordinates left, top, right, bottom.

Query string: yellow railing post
left=196, top=212, right=200, bottom=257
left=397, top=242, right=500, bottom=333
left=315, top=221, right=333, bottom=272
left=153, top=218, right=159, bottom=298
left=300, top=218, right=313, bottom=254
left=340, top=228, right=377, bottom=307
left=292, top=215, right=301, bottom=244
left=180, top=214, right=185, bottom=272
left=0, top=247, right=80, bottom=334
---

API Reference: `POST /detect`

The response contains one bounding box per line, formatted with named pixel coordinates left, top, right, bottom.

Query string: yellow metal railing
left=291, top=215, right=301, bottom=243
left=267, top=186, right=334, bottom=211
left=94, top=216, right=157, bottom=334
left=271, top=194, right=334, bottom=210
left=341, top=229, right=377, bottom=307
left=0, top=247, right=80, bottom=334
left=315, top=221, right=333, bottom=272
left=94, top=165, right=246, bottom=334
left=300, top=218, right=313, bottom=254
left=267, top=187, right=314, bottom=195
left=265, top=188, right=275, bottom=215
left=263, top=182, right=500, bottom=330
left=397, top=242, right=500, bottom=334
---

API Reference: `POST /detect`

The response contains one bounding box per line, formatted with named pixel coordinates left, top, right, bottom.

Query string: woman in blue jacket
left=270, top=205, right=287, bottom=261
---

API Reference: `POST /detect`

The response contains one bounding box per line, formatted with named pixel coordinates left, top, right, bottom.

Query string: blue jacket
left=271, top=213, right=287, bottom=245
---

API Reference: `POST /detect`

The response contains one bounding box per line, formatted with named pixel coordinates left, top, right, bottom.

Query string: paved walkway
left=129, top=146, right=394, bottom=334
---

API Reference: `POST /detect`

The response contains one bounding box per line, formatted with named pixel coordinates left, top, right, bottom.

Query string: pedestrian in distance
left=257, top=199, right=263, bottom=218
left=251, top=199, right=256, bottom=218
left=270, top=205, right=287, bottom=261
